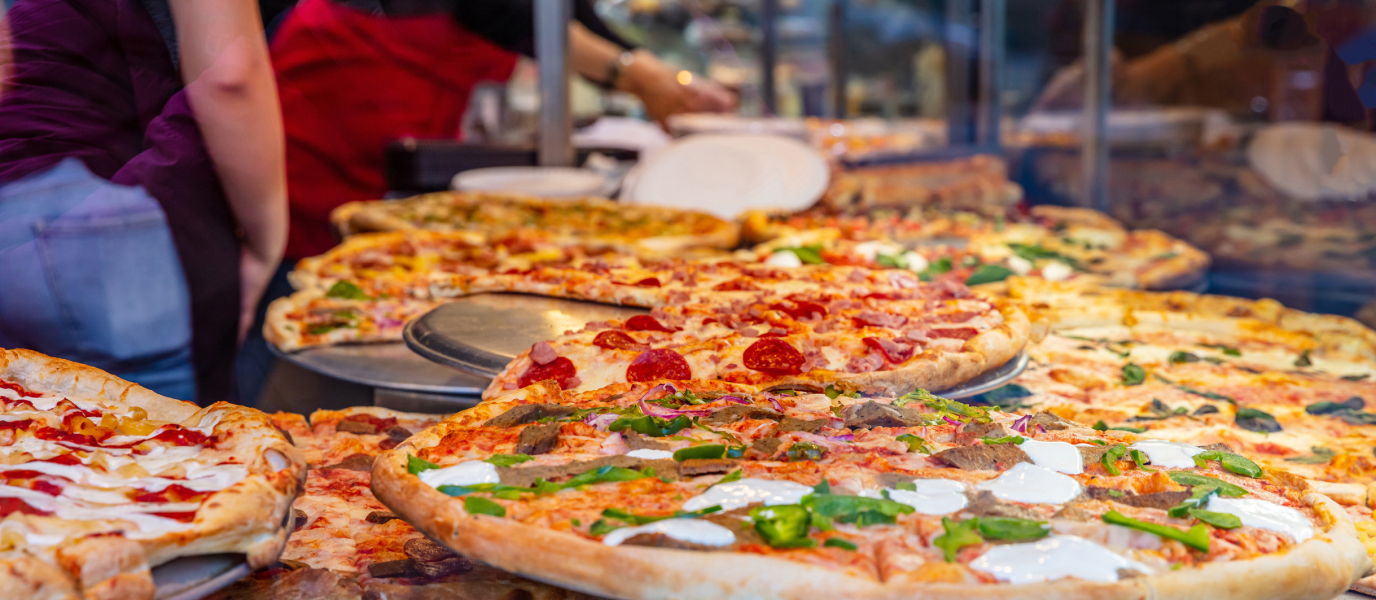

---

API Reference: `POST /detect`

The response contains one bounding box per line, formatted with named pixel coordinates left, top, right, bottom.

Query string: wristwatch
left=601, top=51, right=636, bottom=90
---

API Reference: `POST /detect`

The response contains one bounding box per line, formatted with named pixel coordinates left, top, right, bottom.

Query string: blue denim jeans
left=0, top=158, right=195, bottom=400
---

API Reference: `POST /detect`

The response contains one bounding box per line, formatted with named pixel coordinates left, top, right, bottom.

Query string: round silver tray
left=405, top=293, right=648, bottom=378
left=269, top=339, right=490, bottom=396
left=938, top=351, right=1028, bottom=399
left=151, top=509, right=295, bottom=600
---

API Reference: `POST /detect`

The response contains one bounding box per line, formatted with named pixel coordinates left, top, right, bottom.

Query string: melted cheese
left=417, top=461, right=500, bottom=489
left=0, top=486, right=200, bottom=541
left=680, top=478, right=812, bottom=512
left=974, top=463, right=1081, bottom=504
left=1205, top=497, right=1314, bottom=543
left=0, top=460, right=245, bottom=492
left=1129, top=440, right=1204, bottom=469
left=859, top=479, right=967, bottom=515
left=600, top=519, right=736, bottom=547
left=625, top=449, right=674, bottom=460
left=1041, top=262, right=1073, bottom=282
left=1018, top=439, right=1084, bottom=475
left=902, top=251, right=928, bottom=272
left=968, top=535, right=1151, bottom=583
left=764, top=251, right=803, bottom=268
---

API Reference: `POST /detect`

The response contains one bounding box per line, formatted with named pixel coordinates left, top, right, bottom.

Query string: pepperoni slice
left=712, top=278, right=758, bottom=292
left=625, top=349, right=691, bottom=382
left=0, top=380, right=40, bottom=398
left=930, top=327, right=979, bottom=340
left=863, top=337, right=915, bottom=363
left=518, top=357, right=578, bottom=388
left=742, top=338, right=805, bottom=375
left=771, top=301, right=828, bottom=320
left=593, top=331, right=647, bottom=351
left=937, top=311, right=980, bottom=324
left=0, top=497, right=50, bottom=517
left=634, top=277, right=662, bottom=288
left=625, top=315, right=677, bottom=332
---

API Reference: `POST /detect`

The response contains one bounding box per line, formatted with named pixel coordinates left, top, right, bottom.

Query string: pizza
left=806, top=117, right=944, bottom=161
left=371, top=379, right=1369, bottom=599
left=267, top=236, right=1031, bottom=403
left=329, top=192, right=738, bottom=260
left=209, top=407, right=593, bottom=600
left=483, top=265, right=1028, bottom=399
left=1030, top=152, right=1376, bottom=273
left=971, top=277, right=1376, bottom=591
left=820, top=155, right=1022, bottom=217
left=742, top=204, right=1209, bottom=291
left=0, top=349, right=304, bottom=600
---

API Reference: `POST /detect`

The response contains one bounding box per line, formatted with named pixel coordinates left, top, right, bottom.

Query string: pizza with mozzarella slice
left=372, top=380, right=1369, bottom=600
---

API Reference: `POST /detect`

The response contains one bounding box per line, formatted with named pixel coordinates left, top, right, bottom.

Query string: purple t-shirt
left=0, top=0, right=240, bottom=403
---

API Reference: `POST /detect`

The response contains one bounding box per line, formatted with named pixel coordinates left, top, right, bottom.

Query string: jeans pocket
left=34, top=196, right=192, bottom=366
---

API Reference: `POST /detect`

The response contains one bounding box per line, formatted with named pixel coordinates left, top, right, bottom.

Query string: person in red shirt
left=271, top=0, right=734, bottom=260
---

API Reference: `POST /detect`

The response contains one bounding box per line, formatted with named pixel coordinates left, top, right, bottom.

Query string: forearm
left=169, top=0, right=287, bottom=261
left=570, top=23, right=669, bottom=95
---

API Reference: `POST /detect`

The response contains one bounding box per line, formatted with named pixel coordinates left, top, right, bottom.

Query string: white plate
left=623, top=134, right=829, bottom=219
left=451, top=167, right=611, bottom=197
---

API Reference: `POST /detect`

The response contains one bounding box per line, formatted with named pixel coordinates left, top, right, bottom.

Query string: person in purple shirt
left=0, top=0, right=287, bottom=404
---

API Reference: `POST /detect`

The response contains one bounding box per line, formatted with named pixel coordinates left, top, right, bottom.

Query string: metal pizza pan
left=405, top=293, right=648, bottom=379
left=269, top=339, right=489, bottom=396
left=151, top=507, right=296, bottom=600
left=934, top=351, right=1029, bottom=399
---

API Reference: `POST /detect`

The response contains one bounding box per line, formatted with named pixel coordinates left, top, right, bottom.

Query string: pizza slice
left=212, top=407, right=595, bottom=600
left=0, top=349, right=305, bottom=600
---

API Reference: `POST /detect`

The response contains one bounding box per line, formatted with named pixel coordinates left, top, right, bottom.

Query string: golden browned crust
left=330, top=199, right=416, bottom=238
left=0, top=349, right=307, bottom=598
left=373, top=397, right=1369, bottom=600
left=1126, top=230, right=1212, bottom=291
left=482, top=303, right=1031, bottom=399
left=328, top=192, right=740, bottom=261
left=0, top=554, right=81, bottom=600
left=835, top=302, right=1030, bottom=395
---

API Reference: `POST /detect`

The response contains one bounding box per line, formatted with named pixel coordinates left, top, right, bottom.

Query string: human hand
left=238, top=245, right=279, bottom=345
left=620, top=51, right=737, bottom=125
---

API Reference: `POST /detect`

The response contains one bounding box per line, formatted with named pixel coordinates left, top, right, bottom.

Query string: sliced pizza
left=0, top=349, right=304, bottom=600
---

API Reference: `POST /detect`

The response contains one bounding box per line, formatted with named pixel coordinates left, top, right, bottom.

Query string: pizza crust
left=0, top=349, right=308, bottom=597
left=329, top=193, right=740, bottom=261
left=372, top=404, right=1370, bottom=600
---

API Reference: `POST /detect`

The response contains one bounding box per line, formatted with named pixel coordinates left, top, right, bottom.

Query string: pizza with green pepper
left=371, top=379, right=1368, bottom=600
